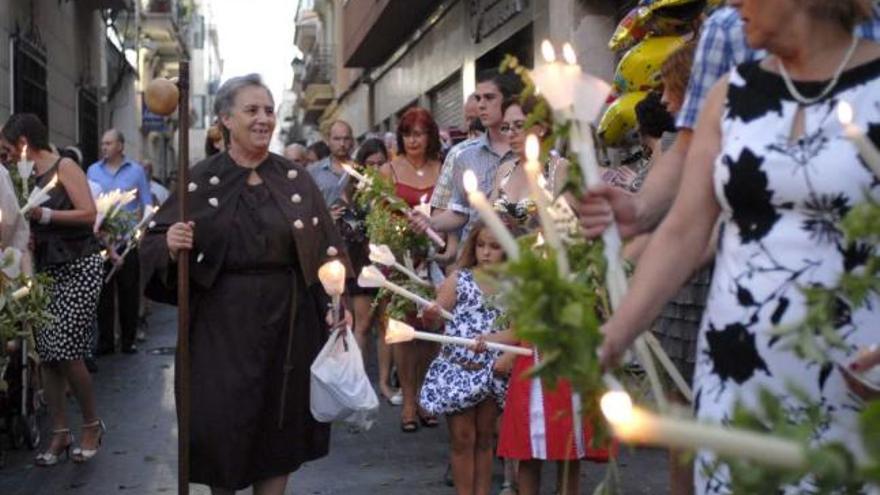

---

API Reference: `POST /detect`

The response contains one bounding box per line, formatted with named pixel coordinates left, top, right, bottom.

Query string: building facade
left=285, top=0, right=625, bottom=143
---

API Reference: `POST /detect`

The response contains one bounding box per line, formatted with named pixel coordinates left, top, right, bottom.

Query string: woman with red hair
left=380, top=107, right=444, bottom=432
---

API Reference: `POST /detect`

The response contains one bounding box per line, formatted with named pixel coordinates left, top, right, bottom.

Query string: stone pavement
left=0, top=304, right=669, bottom=494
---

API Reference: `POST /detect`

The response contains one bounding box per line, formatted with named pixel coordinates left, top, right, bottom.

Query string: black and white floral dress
left=419, top=269, right=507, bottom=416
left=695, top=60, right=880, bottom=494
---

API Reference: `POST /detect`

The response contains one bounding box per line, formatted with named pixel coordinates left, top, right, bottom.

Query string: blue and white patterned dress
left=419, top=269, right=508, bottom=416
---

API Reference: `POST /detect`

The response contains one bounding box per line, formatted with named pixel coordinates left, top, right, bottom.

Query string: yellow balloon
left=612, top=35, right=688, bottom=95
left=598, top=92, right=649, bottom=147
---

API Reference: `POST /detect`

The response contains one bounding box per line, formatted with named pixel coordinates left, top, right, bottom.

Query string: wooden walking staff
left=145, top=61, right=192, bottom=494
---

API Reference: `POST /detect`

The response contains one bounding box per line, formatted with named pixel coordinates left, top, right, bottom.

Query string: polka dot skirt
left=36, top=253, right=103, bottom=362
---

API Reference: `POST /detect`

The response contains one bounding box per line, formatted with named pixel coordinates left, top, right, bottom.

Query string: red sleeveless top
left=389, top=161, right=435, bottom=208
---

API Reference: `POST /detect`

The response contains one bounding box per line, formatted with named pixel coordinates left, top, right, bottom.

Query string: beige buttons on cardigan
left=196, top=253, right=205, bottom=263
left=208, top=197, right=219, bottom=208
left=291, top=194, right=302, bottom=204
left=287, top=170, right=298, bottom=180
left=312, top=217, right=319, bottom=226
left=209, top=176, right=220, bottom=185
left=188, top=182, right=198, bottom=192
left=294, top=219, right=304, bottom=229
left=326, top=246, right=338, bottom=257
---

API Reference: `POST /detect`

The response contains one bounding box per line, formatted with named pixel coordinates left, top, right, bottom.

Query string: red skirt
left=497, top=352, right=613, bottom=462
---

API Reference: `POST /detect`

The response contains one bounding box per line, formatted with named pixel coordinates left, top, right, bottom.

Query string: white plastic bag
left=310, top=326, right=379, bottom=431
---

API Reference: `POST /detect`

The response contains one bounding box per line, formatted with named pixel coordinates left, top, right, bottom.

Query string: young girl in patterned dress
left=419, top=220, right=511, bottom=495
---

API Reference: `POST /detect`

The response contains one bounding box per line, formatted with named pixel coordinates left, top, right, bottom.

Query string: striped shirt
left=676, top=6, right=880, bottom=130
left=431, top=133, right=515, bottom=238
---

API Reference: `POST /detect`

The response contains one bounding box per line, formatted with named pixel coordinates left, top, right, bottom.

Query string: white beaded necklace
left=777, top=36, right=859, bottom=106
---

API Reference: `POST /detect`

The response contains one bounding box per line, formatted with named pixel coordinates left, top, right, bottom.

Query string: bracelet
left=39, top=207, right=52, bottom=225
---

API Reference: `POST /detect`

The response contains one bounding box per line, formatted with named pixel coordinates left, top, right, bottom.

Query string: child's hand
left=471, top=335, right=489, bottom=353
left=422, top=303, right=444, bottom=326
left=493, top=352, right=516, bottom=376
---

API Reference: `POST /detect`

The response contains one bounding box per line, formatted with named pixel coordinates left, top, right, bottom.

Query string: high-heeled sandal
left=72, top=419, right=105, bottom=463
left=34, top=428, right=74, bottom=467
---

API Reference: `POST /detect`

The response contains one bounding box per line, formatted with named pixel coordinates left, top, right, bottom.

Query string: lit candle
left=838, top=101, right=880, bottom=179
left=385, top=318, right=531, bottom=356
left=534, top=39, right=689, bottom=405
left=17, top=144, right=33, bottom=196
left=318, top=259, right=346, bottom=324
left=600, top=391, right=805, bottom=470
left=358, top=266, right=454, bottom=320
left=525, top=134, right=569, bottom=277
left=463, top=170, right=520, bottom=260
left=318, top=260, right=346, bottom=297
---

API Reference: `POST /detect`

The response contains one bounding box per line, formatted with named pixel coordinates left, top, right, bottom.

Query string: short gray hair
left=213, top=73, right=274, bottom=118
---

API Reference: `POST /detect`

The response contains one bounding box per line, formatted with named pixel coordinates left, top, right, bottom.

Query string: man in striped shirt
left=416, top=70, right=521, bottom=241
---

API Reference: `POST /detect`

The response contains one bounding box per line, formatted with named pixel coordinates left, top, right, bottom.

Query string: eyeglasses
left=500, top=121, right=526, bottom=135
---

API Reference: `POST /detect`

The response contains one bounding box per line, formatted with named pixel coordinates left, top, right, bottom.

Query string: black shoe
left=121, top=345, right=138, bottom=355
left=85, top=358, right=98, bottom=373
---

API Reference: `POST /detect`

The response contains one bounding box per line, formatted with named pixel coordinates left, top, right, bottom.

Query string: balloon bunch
left=598, top=0, right=720, bottom=147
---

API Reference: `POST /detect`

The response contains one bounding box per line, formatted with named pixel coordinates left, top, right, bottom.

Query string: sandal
left=72, top=419, right=106, bottom=463
left=34, top=429, right=73, bottom=467
left=418, top=411, right=439, bottom=428
left=400, top=420, right=419, bottom=433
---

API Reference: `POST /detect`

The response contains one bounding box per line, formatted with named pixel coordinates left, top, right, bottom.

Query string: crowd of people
left=1, top=1, right=880, bottom=495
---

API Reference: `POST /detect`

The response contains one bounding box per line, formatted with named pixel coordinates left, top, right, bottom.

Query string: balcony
left=343, top=0, right=436, bottom=67
left=294, top=9, right=320, bottom=56
left=301, top=45, right=334, bottom=87
left=302, top=84, right=334, bottom=124
left=141, top=0, right=184, bottom=76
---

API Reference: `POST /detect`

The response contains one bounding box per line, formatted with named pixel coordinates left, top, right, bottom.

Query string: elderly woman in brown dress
left=141, top=74, right=351, bottom=495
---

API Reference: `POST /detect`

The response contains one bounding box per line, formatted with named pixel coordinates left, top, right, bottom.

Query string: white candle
left=463, top=170, right=520, bottom=260
left=385, top=318, right=531, bottom=356
left=535, top=39, right=690, bottom=405
left=358, top=266, right=454, bottom=320
left=838, top=101, right=880, bottom=179
left=11, top=284, right=30, bottom=300
left=20, top=175, right=59, bottom=215
left=318, top=259, right=346, bottom=324
left=368, top=244, right=431, bottom=287
left=600, top=391, right=805, bottom=470
left=524, top=134, right=570, bottom=277
left=17, top=144, right=33, bottom=196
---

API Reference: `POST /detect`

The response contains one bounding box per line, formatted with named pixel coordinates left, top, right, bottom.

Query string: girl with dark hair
left=0, top=113, right=105, bottom=466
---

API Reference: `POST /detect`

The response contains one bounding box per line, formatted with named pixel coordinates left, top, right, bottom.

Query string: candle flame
left=525, top=134, right=540, bottom=161
left=21, top=144, right=27, bottom=161
left=562, top=42, right=577, bottom=66
left=600, top=391, right=634, bottom=426
left=341, top=163, right=356, bottom=175
left=541, top=40, right=556, bottom=63
left=837, top=101, right=854, bottom=125
left=535, top=233, right=545, bottom=247
left=0, top=209, right=3, bottom=224
left=318, top=260, right=347, bottom=296
left=463, top=170, right=479, bottom=194
left=385, top=318, right=415, bottom=344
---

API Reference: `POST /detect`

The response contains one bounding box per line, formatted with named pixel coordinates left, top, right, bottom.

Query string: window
left=78, top=89, right=99, bottom=167
left=12, top=36, right=48, bottom=126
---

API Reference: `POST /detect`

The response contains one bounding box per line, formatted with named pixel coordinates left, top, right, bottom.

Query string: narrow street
left=0, top=304, right=669, bottom=494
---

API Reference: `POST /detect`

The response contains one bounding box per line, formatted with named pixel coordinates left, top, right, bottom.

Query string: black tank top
left=30, top=158, right=100, bottom=269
